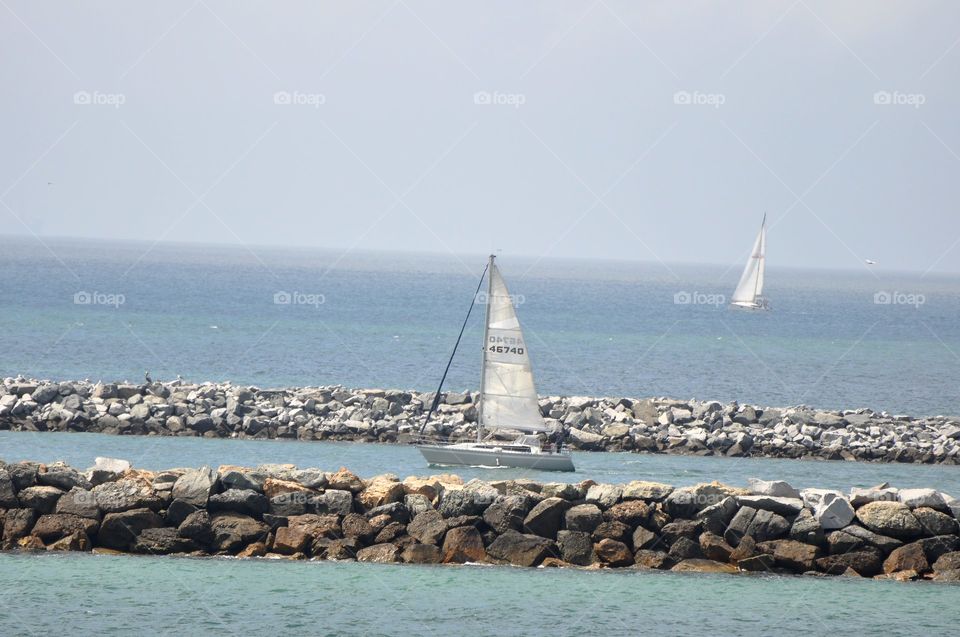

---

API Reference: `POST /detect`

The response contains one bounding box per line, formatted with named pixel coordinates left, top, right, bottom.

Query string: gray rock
left=208, top=489, right=269, bottom=517
left=557, top=530, right=596, bottom=565
left=564, top=503, right=603, bottom=533
left=55, top=487, right=101, bottom=519
left=16, top=486, right=63, bottom=513
left=522, top=497, right=567, bottom=539
left=855, top=501, right=923, bottom=539
left=209, top=512, right=269, bottom=552
left=486, top=530, right=557, bottom=567
left=747, top=478, right=800, bottom=499
left=913, top=507, right=959, bottom=536
left=37, top=468, right=92, bottom=492
left=736, top=495, right=803, bottom=517
left=483, top=496, right=530, bottom=535
left=0, top=469, right=17, bottom=508
left=585, top=484, right=622, bottom=509
left=99, top=508, right=164, bottom=550
left=724, top=506, right=757, bottom=547
left=171, top=467, right=216, bottom=507
left=696, top=496, right=739, bottom=536
left=132, top=527, right=200, bottom=554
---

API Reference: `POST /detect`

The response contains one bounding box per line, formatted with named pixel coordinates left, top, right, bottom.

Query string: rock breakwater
left=2, top=377, right=960, bottom=464
left=2, top=458, right=960, bottom=582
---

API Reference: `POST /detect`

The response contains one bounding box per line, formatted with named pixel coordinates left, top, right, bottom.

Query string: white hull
left=417, top=442, right=575, bottom=472
left=730, top=300, right=768, bottom=310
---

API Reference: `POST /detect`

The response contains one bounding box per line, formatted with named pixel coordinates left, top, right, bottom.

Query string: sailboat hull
left=730, top=301, right=769, bottom=310
left=417, top=443, right=575, bottom=472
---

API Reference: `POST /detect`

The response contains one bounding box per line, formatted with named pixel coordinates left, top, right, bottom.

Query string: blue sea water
left=2, top=236, right=959, bottom=416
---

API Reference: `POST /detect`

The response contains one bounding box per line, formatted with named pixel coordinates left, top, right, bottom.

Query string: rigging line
left=419, top=261, right=490, bottom=434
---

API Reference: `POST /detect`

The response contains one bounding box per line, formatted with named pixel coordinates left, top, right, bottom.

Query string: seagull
left=144, top=370, right=152, bottom=383
left=865, top=259, right=877, bottom=265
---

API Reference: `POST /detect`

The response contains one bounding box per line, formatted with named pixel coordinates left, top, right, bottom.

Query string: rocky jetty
left=2, top=377, right=960, bottom=464
left=2, top=458, right=960, bottom=582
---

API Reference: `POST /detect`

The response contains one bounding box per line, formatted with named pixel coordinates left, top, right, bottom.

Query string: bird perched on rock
left=144, top=370, right=152, bottom=383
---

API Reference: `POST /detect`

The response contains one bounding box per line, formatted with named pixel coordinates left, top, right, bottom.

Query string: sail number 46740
left=488, top=335, right=524, bottom=355
left=488, top=345, right=525, bottom=355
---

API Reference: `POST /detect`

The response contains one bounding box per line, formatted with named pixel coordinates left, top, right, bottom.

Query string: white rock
left=898, top=488, right=946, bottom=509
left=848, top=486, right=898, bottom=507
left=747, top=478, right=801, bottom=499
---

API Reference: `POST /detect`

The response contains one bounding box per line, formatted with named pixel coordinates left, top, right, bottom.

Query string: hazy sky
left=2, top=1, right=959, bottom=273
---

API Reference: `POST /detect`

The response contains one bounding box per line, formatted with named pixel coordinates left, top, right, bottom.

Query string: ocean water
left=2, top=552, right=957, bottom=637
left=1, top=237, right=960, bottom=417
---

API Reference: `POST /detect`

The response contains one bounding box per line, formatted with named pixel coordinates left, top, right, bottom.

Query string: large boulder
left=357, top=476, right=405, bottom=511
left=696, top=496, right=739, bottom=536
left=407, top=510, right=447, bottom=545
left=855, top=501, right=923, bottom=539
left=442, top=526, right=486, bottom=563
left=92, top=480, right=158, bottom=514
left=357, top=543, right=400, bottom=563
left=99, top=508, right=164, bottom=550
left=401, top=543, right=442, bottom=564
left=621, top=480, right=673, bottom=501
left=87, top=457, right=131, bottom=486
left=438, top=490, right=488, bottom=517
left=30, top=514, right=98, bottom=542
left=747, top=479, right=800, bottom=499
left=604, top=500, right=653, bottom=527
left=486, top=531, right=557, bottom=567
left=917, top=535, right=960, bottom=563
left=326, top=467, right=365, bottom=493
left=594, top=538, right=634, bottom=566
left=312, top=490, right=353, bottom=516
left=815, top=548, right=883, bottom=576
left=564, top=504, right=603, bottom=533
left=208, top=489, right=269, bottom=517
left=665, top=483, right=740, bottom=519
left=2, top=508, right=37, bottom=544
left=898, top=488, right=946, bottom=510
left=132, top=527, right=199, bottom=555
left=171, top=467, right=216, bottom=507
left=55, top=487, right=101, bottom=520
left=0, top=470, right=17, bottom=508
left=557, top=530, right=596, bottom=565
left=522, top=497, right=567, bottom=539
left=766, top=539, right=820, bottom=571
left=830, top=525, right=902, bottom=554
left=736, top=495, right=803, bottom=517
left=16, top=486, right=63, bottom=514
left=883, top=541, right=929, bottom=575
left=178, top=510, right=214, bottom=546
left=670, top=559, right=737, bottom=574
left=272, top=526, right=311, bottom=555
left=37, top=467, right=92, bottom=492
left=585, top=484, right=622, bottom=509
left=912, top=507, right=959, bottom=536
left=788, top=509, right=824, bottom=546
left=483, top=496, right=530, bottom=535
left=802, top=490, right=855, bottom=530
left=699, top=532, right=733, bottom=562
left=209, top=513, right=269, bottom=552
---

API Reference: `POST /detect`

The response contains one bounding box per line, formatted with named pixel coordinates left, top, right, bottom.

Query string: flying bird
left=865, top=259, right=877, bottom=265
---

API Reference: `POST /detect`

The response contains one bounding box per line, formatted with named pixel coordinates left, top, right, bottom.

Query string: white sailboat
left=730, top=214, right=769, bottom=310
left=417, top=255, right=575, bottom=472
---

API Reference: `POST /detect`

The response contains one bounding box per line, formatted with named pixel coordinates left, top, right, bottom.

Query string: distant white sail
left=479, top=264, right=549, bottom=433
left=731, top=215, right=766, bottom=306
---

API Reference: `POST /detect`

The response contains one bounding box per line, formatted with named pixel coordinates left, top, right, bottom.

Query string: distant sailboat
left=417, top=255, right=575, bottom=471
left=730, top=214, right=769, bottom=310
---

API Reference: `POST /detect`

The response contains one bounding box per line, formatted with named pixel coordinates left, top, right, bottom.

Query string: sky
left=2, top=1, right=959, bottom=273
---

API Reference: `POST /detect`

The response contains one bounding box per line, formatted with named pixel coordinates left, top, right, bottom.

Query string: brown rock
left=375, top=522, right=406, bottom=544
left=17, top=535, right=46, bottom=551
left=736, top=554, right=775, bottom=572
left=768, top=539, right=820, bottom=572
left=699, top=532, right=733, bottom=562
left=633, top=549, right=672, bottom=569
left=99, top=508, right=164, bottom=550
left=341, top=513, right=375, bottom=541
left=262, top=478, right=314, bottom=500
left=603, top=500, right=653, bottom=527
left=273, top=526, right=311, bottom=555
left=816, top=549, right=883, bottom=576
left=47, top=531, right=91, bottom=552
left=729, top=535, right=758, bottom=563
left=209, top=513, right=269, bottom=553
left=592, top=520, right=630, bottom=544
left=401, top=543, right=442, bottom=564
left=442, top=526, right=487, bottom=563
left=287, top=514, right=341, bottom=539
left=486, top=531, right=556, bottom=567
left=237, top=541, right=268, bottom=557
left=540, top=557, right=574, bottom=568
left=883, top=541, right=929, bottom=575
left=407, top=510, right=447, bottom=545
left=632, top=526, right=659, bottom=551
left=594, top=538, right=633, bottom=566
left=932, top=551, right=960, bottom=572
left=2, top=508, right=38, bottom=545
left=671, top=559, right=738, bottom=574
left=358, top=476, right=405, bottom=511
left=327, top=467, right=365, bottom=493
left=855, top=501, right=922, bottom=539
left=30, top=514, right=98, bottom=543
left=357, top=542, right=400, bottom=563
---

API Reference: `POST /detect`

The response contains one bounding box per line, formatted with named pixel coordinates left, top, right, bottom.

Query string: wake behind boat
left=730, top=213, right=769, bottom=310
left=417, top=255, right=575, bottom=472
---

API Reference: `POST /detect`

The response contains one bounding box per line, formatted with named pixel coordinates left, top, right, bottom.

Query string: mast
left=752, top=212, right=766, bottom=302
left=476, top=254, right=495, bottom=442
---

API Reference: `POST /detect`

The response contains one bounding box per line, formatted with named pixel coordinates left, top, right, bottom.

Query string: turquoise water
left=3, top=431, right=960, bottom=495
left=1, top=552, right=957, bottom=636
left=2, top=236, right=960, bottom=416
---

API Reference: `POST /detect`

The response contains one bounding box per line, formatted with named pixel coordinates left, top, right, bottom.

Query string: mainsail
left=731, top=215, right=766, bottom=306
left=478, top=262, right=548, bottom=434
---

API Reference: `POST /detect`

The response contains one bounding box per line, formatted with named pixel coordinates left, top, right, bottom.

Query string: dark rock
left=407, top=510, right=449, bottom=546
left=164, top=499, right=198, bottom=527
left=917, top=535, right=960, bottom=563
left=37, top=467, right=91, bottom=492
left=55, top=488, right=101, bottom=520
left=341, top=513, right=375, bottom=541
left=99, top=508, right=164, bottom=550
left=2, top=508, right=37, bottom=544
left=564, top=503, right=603, bottom=533
left=632, top=525, right=660, bottom=551
left=696, top=497, right=738, bottom=536
left=595, top=538, right=634, bottom=566
left=269, top=493, right=307, bottom=517
left=912, top=507, right=959, bottom=537
left=30, top=514, right=98, bottom=542
left=815, top=548, right=883, bottom=576
left=16, top=486, right=63, bottom=514
left=438, top=490, right=487, bottom=518
left=767, top=539, right=820, bottom=571
left=737, top=554, right=775, bottom=572
left=442, top=526, right=486, bottom=563
left=209, top=512, right=268, bottom=552
left=486, top=531, right=557, bottom=567
left=724, top=506, right=756, bottom=546
left=171, top=467, right=216, bottom=507
left=314, top=537, right=360, bottom=560
left=365, top=502, right=410, bottom=524
left=834, top=525, right=902, bottom=554
left=522, top=497, right=567, bottom=539
left=8, top=462, right=40, bottom=490
left=178, top=510, right=213, bottom=546
left=133, top=527, right=199, bottom=554
left=744, top=509, right=789, bottom=542
left=208, top=489, right=269, bottom=517
left=312, top=490, right=353, bottom=516
left=374, top=522, right=406, bottom=544
left=557, top=530, right=596, bottom=566
left=932, top=551, right=960, bottom=572
left=0, top=470, right=17, bottom=508
left=788, top=509, right=824, bottom=546
left=92, top=481, right=159, bottom=514
left=661, top=519, right=702, bottom=544
left=668, top=536, right=703, bottom=561
left=591, top=520, right=630, bottom=544
left=483, top=496, right=529, bottom=535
